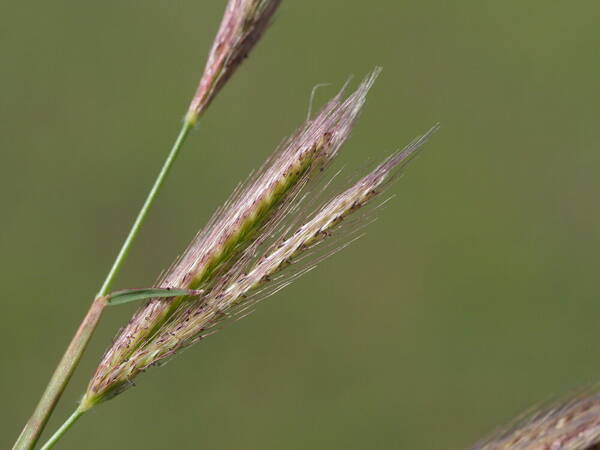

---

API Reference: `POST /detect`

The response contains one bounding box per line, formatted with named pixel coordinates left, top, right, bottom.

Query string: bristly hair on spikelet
left=471, top=388, right=600, bottom=450
left=82, top=70, right=384, bottom=407
left=81, top=121, right=437, bottom=408
left=186, top=0, right=282, bottom=125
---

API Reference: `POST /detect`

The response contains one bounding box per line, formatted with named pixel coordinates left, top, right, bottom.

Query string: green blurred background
left=2, top=1, right=600, bottom=448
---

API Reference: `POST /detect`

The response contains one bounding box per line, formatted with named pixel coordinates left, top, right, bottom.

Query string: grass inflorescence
left=472, top=388, right=600, bottom=450
left=82, top=70, right=397, bottom=407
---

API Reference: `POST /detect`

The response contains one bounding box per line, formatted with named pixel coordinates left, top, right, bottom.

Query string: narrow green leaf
left=106, top=288, right=203, bottom=306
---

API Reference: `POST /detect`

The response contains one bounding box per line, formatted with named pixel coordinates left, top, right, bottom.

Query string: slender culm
left=83, top=71, right=381, bottom=407
left=12, top=3, right=284, bottom=449
left=80, top=123, right=437, bottom=407
left=471, top=389, right=600, bottom=450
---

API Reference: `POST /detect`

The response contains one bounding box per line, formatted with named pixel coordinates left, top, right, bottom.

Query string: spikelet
left=186, top=0, right=282, bottom=125
left=83, top=71, right=381, bottom=407
left=472, top=389, right=600, bottom=450
left=81, top=124, right=437, bottom=408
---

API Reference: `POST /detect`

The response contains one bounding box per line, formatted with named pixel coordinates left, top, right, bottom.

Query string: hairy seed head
left=472, top=389, right=600, bottom=450
left=81, top=123, right=436, bottom=407
left=83, top=71, right=381, bottom=407
left=186, top=0, right=282, bottom=125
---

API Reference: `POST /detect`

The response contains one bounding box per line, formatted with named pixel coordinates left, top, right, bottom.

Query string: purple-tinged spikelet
left=472, top=389, right=600, bottom=450
left=81, top=123, right=436, bottom=407
left=186, top=0, right=282, bottom=125
left=83, top=71, right=381, bottom=406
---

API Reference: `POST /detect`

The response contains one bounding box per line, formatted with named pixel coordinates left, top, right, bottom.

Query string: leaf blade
left=105, top=288, right=203, bottom=306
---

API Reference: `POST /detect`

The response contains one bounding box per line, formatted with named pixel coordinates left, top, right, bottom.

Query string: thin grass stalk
left=12, top=121, right=193, bottom=450
left=13, top=2, right=281, bottom=449
left=12, top=295, right=107, bottom=450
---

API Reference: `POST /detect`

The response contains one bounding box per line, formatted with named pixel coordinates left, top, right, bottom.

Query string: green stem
left=39, top=409, right=85, bottom=450
left=13, top=119, right=195, bottom=450
left=96, top=120, right=194, bottom=297
left=12, top=295, right=107, bottom=450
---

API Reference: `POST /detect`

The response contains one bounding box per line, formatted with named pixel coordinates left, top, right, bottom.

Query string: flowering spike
left=472, top=389, right=600, bottom=449
left=185, top=0, right=282, bottom=126
left=83, top=72, right=381, bottom=407
left=81, top=123, right=436, bottom=407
